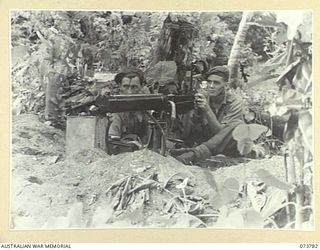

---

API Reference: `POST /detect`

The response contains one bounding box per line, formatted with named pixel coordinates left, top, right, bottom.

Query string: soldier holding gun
left=107, top=67, right=150, bottom=150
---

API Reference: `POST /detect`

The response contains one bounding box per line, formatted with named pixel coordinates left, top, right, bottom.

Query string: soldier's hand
left=169, top=148, right=193, bottom=156
left=194, top=93, right=210, bottom=110
left=176, top=151, right=195, bottom=165
left=101, top=87, right=111, bottom=96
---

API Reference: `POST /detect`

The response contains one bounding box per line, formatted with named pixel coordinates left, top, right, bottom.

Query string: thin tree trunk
left=228, top=11, right=253, bottom=88
left=45, top=72, right=63, bottom=121
left=149, top=13, right=196, bottom=87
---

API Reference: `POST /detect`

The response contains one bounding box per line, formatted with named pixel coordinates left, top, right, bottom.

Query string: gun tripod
left=105, top=111, right=169, bottom=156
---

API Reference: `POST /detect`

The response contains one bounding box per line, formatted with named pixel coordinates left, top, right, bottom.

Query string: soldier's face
left=120, top=76, right=142, bottom=94
left=202, top=74, right=227, bottom=97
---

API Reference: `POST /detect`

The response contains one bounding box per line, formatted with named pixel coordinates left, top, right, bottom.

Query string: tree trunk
left=150, top=14, right=197, bottom=87
left=228, top=11, right=253, bottom=88
left=258, top=112, right=287, bottom=139
left=45, top=72, right=65, bottom=125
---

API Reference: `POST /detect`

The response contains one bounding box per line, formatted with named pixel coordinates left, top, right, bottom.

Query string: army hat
left=203, top=65, right=230, bottom=82
left=114, top=67, right=146, bottom=86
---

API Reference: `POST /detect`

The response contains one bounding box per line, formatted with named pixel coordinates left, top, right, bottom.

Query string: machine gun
left=94, top=94, right=194, bottom=114
left=66, top=93, right=195, bottom=156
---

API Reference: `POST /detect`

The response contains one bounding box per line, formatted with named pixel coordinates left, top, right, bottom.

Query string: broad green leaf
left=268, top=103, right=289, bottom=117
left=260, top=51, right=287, bottom=72
left=232, top=124, right=269, bottom=141
left=221, top=209, right=244, bottom=228
left=256, top=169, right=291, bottom=190
left=249, top=12, right=278, bottom=27
left=247, top=182, right=268, bottom=212
left=214, top=205, right=228, bottom=227
left=276, top=58, right=301, bottom=85
left=209, top=178, right=239, bottom=209
left=237, top=138, right=254, bottom=155
left=221, top=178, right=240, bottom=203
left=209, top=191, right=224, bottom=209
left=243, top=209, right=264, bottom=228
left=281, top=88, right=303, bottom=105
left=203, top=169, right=219, bottom=192
left=260, top=189, right=287, bottom=219
left=217, top=208, right=264, bottom=229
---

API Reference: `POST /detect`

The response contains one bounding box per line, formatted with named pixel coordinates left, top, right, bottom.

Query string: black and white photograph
left=10, top=10, right=313, bottom=230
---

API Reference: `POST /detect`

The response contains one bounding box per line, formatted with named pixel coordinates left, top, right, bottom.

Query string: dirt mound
left=11, top=114, right=288, bottom=229
left=12, top=114, right=65, bottom=156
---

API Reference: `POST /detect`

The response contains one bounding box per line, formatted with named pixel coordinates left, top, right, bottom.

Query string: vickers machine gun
left=65, top=93, right=195, bottom=156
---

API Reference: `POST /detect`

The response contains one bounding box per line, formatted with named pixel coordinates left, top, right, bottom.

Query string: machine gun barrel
left=94, top=94, right=194, bottom=114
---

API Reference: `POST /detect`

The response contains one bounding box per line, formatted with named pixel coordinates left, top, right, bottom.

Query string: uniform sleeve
left=220, top=95, right=243, bottom=124
left=108, top=113, right=122, bottom=137
left=180, top=110, right=194, bottom=139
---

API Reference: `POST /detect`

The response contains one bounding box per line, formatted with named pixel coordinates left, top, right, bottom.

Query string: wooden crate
left=65, top=116, right=108, bottom=156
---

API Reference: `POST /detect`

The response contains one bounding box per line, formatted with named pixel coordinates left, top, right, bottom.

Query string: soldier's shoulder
left=226, top=90, right=243, bottom=104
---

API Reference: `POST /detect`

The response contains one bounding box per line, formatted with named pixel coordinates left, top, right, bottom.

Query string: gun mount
left=65, top=94, right=195, bottom=156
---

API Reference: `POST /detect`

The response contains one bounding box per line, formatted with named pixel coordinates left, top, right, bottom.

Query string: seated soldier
left=171, top=66, right=244, bottom=164
left=108, top=68, right=150, bottom=151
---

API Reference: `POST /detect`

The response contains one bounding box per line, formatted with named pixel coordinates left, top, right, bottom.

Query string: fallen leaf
left=176, top=178, right=189, bottom=189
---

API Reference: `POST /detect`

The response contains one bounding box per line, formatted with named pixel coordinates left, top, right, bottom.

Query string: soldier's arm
left=220, top=95, right=243, bottom=124
left=195, top=93, right=223, bottom=134
left=202, top=105, right=223, bottom=134
left=108, top=113, right=123, bottom=139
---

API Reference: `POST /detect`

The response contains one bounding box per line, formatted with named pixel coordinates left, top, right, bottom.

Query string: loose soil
left=11, top=114, right=286, bottom=229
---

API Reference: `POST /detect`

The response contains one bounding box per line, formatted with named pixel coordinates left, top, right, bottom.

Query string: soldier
left=171, top=65, right=244, bottom=164
left=108, top=68, right=150, bottom=151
